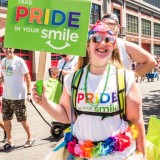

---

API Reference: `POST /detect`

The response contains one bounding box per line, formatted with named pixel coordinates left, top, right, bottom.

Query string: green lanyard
left=5, top=58, right=13, bottom=76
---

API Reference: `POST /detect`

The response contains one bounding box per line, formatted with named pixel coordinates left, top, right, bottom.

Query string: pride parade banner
left=4, top=0, right=91, bottom=56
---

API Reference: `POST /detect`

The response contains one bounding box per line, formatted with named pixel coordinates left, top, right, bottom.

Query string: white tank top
left=117, top=38, right=132, bottom=70
left=64, top=65, right=136, bottom=160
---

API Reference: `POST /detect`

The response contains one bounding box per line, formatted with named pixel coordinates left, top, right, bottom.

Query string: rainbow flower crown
left=88, top=20, right=114, bottom=39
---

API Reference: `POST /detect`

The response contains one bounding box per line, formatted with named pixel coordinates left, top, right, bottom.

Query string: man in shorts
left=0, top=44, right=35, bottom=151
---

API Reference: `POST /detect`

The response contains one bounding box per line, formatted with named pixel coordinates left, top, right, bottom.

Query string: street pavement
left=0, top=78, right=160, bottom=160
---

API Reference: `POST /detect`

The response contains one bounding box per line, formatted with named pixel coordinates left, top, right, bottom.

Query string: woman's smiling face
left=88, top=31, right=115, bottom=65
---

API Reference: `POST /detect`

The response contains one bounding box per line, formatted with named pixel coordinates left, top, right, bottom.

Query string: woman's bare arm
left=32, top=85, right=74, bottom=124
left=125, top=41, right=157, bottom=76
left=126, top=82, right=146, bottom=157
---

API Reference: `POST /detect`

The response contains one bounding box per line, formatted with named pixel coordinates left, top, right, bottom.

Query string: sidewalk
left=0, top=100, right=59, bottom=160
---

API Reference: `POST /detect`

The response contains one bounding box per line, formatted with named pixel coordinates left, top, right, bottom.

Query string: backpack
left=71, top=67, right=126, bottom=119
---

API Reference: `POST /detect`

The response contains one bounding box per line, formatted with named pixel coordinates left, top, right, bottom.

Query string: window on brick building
left=126, top=14, right=138, bottom=34
left=142, top=19, right=151, bottom=36
left=113, top=9, right=120, bottom=25
left=154, top=23, right=160, bottom=38
left=154, top=45, right=160, bottom=57
left=0, top=0, right=8, bottom=7
left=90, top=3, right=101, bottom=24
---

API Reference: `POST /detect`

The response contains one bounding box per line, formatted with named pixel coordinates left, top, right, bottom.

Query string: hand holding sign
left=4, top=0, right=91, bottom=99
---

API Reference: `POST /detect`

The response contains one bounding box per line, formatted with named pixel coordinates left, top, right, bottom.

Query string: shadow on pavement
left=142, top=89, right=160, bottom=132
left=1, top=136, right=62, bottom=152
left=42, top=135, right=62, bottom=142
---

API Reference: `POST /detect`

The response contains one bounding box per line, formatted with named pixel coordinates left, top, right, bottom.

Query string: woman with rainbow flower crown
left=32, top=21, right=146, bottom=160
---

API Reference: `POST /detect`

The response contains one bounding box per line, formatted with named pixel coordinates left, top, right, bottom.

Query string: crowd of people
left=132, top=57, right=160, bottom=83
left=0, top=12, right=158, bottom=160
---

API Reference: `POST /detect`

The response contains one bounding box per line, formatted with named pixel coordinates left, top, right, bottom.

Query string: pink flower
left=67, top=141, right=76, bottom=154
left=67, top=140, right=79, bottom=156
left=74, top=144, right=85, bottom=158
left=78, top=140, right=85, bottom=145
left=91, top=20, right=107, bottom=33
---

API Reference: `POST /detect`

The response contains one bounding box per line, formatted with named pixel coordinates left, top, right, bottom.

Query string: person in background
left=32, top=21, right=146, bottom=160
left=48, top=68, right=53, bottom=78
left=0, top=60, right=7, bottom=143
left=0, top=44, right=35, bottom=151
left=51, top=54, right=79, bottom=84
left=153, top=57, right=160, bottom=73
left=0, top=121, right=7, bottom=143
left=0, top=83, right=7, bottom=143
left=101, top=12, right=157, bottom=77
left=131, top=61, right=136, bottom=71
left=135, top=63, right=145, bottom=83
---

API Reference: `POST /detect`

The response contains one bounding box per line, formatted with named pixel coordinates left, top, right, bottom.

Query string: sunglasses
left=90, top=35, right=115, bottom=45
left=105, top=22, right=117, bottom=28
left=3, top=48, right=13, bottom=50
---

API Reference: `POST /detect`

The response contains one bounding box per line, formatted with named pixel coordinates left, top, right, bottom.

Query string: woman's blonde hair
left=76, top=49, right=89, bottom=70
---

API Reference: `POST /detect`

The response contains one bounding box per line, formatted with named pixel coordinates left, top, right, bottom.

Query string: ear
left=117, top=24, right=120, bottom=29
left=117, top=24, right=120, bottom=32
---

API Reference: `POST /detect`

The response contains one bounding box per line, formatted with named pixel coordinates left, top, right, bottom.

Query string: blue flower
left=88, top=29, right=96, bottom=40
left=64, top=132, right=72, bottom=144
left=101, top=137, right=117, bottom=156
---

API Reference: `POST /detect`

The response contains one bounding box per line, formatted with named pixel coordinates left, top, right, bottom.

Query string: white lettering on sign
left=41, top=29, right=78, bottom=42
left=23, top=27, right=39, bottom=33
left=15, top=26, right=21, bottom=31
left=18, top=0, right=32, bottom=5
left=41, top=28, right=79, bottom=50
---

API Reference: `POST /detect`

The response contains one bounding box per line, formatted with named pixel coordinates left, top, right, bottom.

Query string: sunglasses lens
left=90, top=35, right=115, bottom=45
left=105, top=37, right=114, bottom=43
left=91, top=35, right=101, bottom=43
left=4, top=48, right=12, bottom=49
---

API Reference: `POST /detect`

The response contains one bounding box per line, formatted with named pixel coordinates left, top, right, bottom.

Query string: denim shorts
left=2, top=98, right=27, bottom=122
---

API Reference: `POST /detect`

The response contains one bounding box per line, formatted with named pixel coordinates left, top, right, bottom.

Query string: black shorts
left=2, top=98, right=27, bottom=122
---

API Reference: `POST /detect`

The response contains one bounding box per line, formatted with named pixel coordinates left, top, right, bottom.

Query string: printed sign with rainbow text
left=4, top=0, right=91, bottom=56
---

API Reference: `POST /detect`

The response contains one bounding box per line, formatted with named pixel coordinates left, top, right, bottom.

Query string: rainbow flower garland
left=63, top=125, right=138, bottom=159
